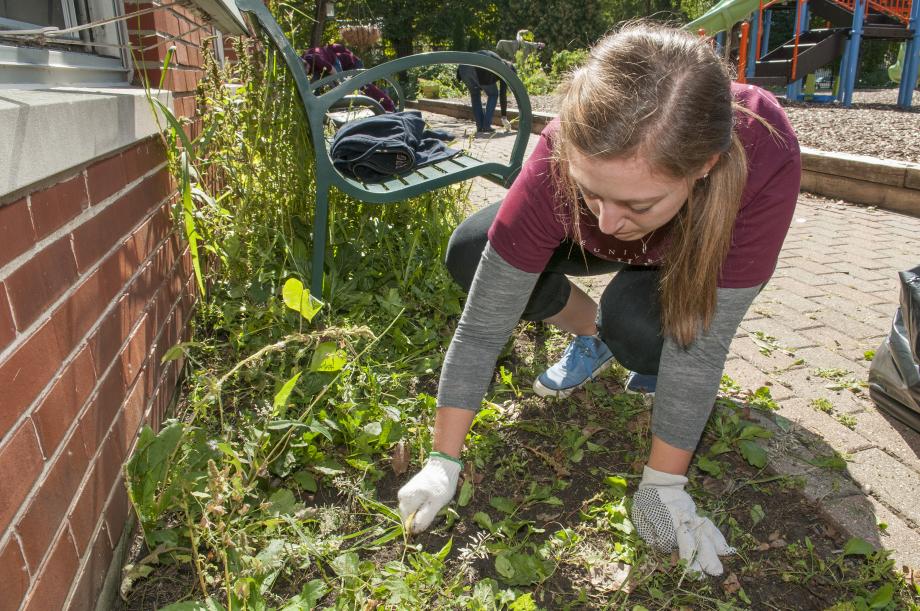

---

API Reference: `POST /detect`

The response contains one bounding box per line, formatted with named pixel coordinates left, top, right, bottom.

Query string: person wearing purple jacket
left=301, top=44, right=395, bottom=112
left=397, top=24, right=801, bottom=577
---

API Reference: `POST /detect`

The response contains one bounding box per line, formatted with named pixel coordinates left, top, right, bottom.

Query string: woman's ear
left=697, top=152, right=721, bottom=179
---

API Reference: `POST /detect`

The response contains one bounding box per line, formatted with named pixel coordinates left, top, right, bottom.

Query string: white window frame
left=0, top=0, right=132, bottom=87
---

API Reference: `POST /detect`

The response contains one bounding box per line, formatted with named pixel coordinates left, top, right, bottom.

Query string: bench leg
left=311, top=182, right=330, bottom=299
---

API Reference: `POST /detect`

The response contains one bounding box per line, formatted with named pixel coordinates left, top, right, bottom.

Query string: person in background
left=396, top=23, right=801, bottom=577
left=301, top=43, right=395, bottom=112
left=457, top=50, right=517, bottom=133
left=495, top=29, right=545, bottom=61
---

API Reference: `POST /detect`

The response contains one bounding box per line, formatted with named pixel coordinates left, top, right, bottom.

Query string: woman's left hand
left=630, top=466, right=734, bottom=576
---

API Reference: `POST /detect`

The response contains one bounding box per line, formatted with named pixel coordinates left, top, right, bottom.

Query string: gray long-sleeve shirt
left=437, top=242, right=760, bottom=452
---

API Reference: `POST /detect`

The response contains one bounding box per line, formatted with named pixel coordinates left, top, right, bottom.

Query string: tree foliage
left=356, top=0, right=691, bottom=57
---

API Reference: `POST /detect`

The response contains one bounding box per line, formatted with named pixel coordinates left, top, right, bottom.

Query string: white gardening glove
left=501, top=116, right=513, bottom=130
left=397, top=452, right=462, bottom=533
left=630, top=466, right=735, bottom=576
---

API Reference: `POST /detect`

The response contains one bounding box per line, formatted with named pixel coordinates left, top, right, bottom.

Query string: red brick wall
left=0, top=2, right=220, bottom=609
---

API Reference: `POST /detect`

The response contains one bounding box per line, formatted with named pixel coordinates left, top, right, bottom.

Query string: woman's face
left=567, top=148, right=709, bottom=242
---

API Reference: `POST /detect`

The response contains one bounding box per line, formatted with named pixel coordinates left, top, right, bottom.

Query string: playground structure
left=686, top=0, right=920, bottom=108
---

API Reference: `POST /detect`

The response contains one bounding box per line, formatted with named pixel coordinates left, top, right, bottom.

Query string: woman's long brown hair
left=554, top=23, right=748, bottom=347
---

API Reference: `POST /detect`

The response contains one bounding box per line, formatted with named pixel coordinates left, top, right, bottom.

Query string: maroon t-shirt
left=487, top=83, right=801, bottom=288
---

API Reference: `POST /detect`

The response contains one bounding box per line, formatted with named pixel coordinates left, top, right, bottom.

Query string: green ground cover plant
left=118, top=9, right=919, bottom=610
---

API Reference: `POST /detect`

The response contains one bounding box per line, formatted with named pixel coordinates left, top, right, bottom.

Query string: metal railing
left=831, top=0, right=912, bottom=23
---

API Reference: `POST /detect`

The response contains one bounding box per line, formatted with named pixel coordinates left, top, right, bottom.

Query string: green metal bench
left=232, top=0, right=533, bottom=297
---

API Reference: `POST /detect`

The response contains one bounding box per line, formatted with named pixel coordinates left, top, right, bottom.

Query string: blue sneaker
left=533, top=335, right=614, bottom=398
left=624, top=371, right=657, bottom=395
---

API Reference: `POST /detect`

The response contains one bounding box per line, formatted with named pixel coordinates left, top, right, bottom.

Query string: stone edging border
left=408, top=98, right=920, bottom=218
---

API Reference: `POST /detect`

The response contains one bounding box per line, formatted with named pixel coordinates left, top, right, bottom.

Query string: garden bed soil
left=119, top=365, right=911, bottom=609
left=375, top=383, right=887, bottom=609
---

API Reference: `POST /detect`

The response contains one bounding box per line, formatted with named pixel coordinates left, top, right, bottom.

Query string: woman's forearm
left=432, top=407, right=477, bottom=458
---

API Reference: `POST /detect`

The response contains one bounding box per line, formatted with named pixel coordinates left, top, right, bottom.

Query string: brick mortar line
left=0, top=161, right=169, bottom=358
left=861, top=488, right=920, bottom=531
left=0, top=244, right=191, bottom=595
left=868, top=444, right=920, bottom=478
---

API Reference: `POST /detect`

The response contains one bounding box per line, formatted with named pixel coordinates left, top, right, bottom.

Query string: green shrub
left=515, top=50, right=555, bottom=96
left=405, top=62, right=465, bottom=99
left=550, top=48, right=588, bottom=80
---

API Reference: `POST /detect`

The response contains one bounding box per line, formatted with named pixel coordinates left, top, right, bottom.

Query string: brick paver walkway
left=427, top=111, right=920, bottom=567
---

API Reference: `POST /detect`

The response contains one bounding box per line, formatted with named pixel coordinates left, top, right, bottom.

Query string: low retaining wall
left=406, top=98, right=556, bottom=134
left=799, top=148, right=920, bottom=217
left=408, top=98, right=920, bottom=218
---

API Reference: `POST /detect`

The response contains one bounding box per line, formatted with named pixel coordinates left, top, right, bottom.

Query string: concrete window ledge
left=0, top=87, right=173, bottom=201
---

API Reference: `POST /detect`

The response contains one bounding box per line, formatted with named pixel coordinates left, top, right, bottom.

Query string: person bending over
left=457, top=50, right=516, bottom=133
left=399, top=23, right=800, bottom=576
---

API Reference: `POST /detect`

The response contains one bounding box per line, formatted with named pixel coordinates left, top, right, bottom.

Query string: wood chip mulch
left=450, top=87, right=919, bottom=164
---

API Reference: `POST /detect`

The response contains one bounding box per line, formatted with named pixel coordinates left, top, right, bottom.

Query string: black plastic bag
left=868, top=264, right=920, bottom=432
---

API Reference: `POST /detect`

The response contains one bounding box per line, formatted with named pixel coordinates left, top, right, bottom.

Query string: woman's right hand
left=397, top=454, right=462, bottom=533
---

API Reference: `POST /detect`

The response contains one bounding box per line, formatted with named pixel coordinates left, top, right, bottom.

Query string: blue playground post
left=838, top=0, right=865, bottom=106
left=786, top=0, right=810, bottom=101
left=715, top=31, right=725, bottom=54
left=746, top=11, right=760, bottom=79
left=897, top=0, right=919, bottom=107
left=761, top=10, right=773, bottom=57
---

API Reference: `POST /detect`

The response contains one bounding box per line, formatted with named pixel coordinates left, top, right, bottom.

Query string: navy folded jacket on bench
left=330, top=110, right=460, bottom=182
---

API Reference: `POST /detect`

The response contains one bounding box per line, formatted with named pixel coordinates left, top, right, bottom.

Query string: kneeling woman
left=399, top=23, right=801, bottom=576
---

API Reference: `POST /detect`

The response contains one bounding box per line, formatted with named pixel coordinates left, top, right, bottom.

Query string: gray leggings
left=445, top=201, right=665, bottom=374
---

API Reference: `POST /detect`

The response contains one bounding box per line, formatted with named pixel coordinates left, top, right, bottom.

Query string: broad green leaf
left=495, top=554, right=515, bottom=579
left=843, top=537, right=875, bottom=557
left=737, top=440, right=768, bottom=468
left=604, top=475, right=628, bottom=497
left=293, top=471, right=318, bottom=493
left=473, top=511, right=493, bottom=532
left=308, top=422, right=334, bottom=442
left=490, top=497, right=516, bottom=514
left=868, top=583, right=893, bottom=608
left=697, top=455, right=723, bottom=477
left=739, top=424, right=772, bottom=440
left=458, top=480, right=474, bottom=507
left=125, top=422, right=185, bottom=526
left=807, top=453, right=847, bottom=470
left=256, top=539, right=286, bottom=571
left=509, top=593, right=538, bottom=611
left=267, top=489, right=298, bottom=516
left=709, top=440, right=732, bottom=455
left=750, top=504, right=765, bottom=527
left=309, top=341, right=347, bottom=372
left=272, top=371, right=302, bottom=415
left=494, top=552, right=551, bottom=586
left=330, top=552, right=360, bottom=577
left=279, top=580, right=328, bottom=611
left=282, top=277, right=324, bottom=322
left=312, top=459, right=346, bottom=475
left=436, top=538, right=453, bottom=561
